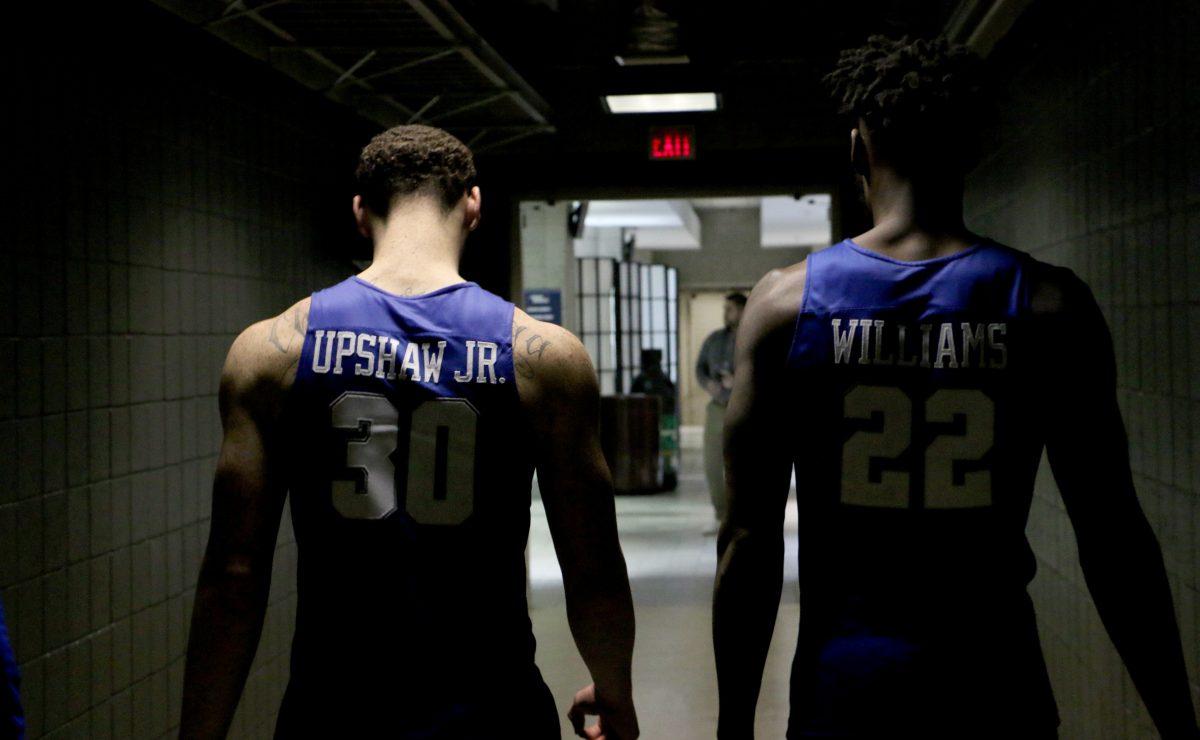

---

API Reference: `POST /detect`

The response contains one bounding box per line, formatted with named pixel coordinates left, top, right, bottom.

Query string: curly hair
left=355, top=124, right=477, bottom=216
left=824, top=35, right=990, bottom=170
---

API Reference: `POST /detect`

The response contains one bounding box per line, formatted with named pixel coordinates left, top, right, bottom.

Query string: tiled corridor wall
left=965, top=1, right=1199, bottom=736
left=0, top=4, right=366, bottom=737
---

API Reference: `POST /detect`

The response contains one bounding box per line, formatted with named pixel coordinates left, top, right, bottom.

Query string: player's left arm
left=180, top=300, right=307, bottom=739
left=514, top=310, right=638, bottom=740
left=712, top=265, right=803, bottom=739
left=1038, top=271, right=1197, bottom=738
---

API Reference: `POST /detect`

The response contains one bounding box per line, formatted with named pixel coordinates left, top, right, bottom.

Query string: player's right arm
left=713, top=265, right=805, bottom=739
left=513, top=309, right=638, bottom=740
left=180, top=301, right=306, bottom=738
left=1036, top=269, right=1198, bottom=738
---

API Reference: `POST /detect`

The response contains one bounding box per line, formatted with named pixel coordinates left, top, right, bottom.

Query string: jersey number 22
left=842, top=385, right=994, bottom=509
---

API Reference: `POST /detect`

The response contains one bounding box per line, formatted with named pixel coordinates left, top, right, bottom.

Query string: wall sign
left=524, top=289, right=563, bottom=325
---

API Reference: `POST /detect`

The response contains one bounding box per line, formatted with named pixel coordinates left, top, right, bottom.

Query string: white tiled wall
left=966, top=1, right=1199, bottom=736
left=0, top=4, right=362, bottom=737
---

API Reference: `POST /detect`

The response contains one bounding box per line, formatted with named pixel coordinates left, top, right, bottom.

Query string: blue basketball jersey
left=276, top=277, right=556, bottom=738
left=0, top=596, right=23, bottom=740
left=786, top=239, right=1059, bottom=736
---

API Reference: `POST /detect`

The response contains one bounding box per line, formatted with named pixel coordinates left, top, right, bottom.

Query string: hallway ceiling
left=453, top=0, right=961, bottom=155
left=149, top=0, right=555, bottom=153
left=148, top=0, right=1028, bottom=193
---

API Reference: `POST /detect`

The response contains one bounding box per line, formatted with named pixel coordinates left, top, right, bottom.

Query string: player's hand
left=567, top=683, right=639, bottom=740
left=720, top=372, right=735, bottom=389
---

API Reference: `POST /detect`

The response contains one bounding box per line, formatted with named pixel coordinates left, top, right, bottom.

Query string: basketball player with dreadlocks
left=712, top=36, right=1196, bottom=738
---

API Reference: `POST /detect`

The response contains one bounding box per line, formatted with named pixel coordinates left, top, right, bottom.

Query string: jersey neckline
left=351, top=275, right=478, bottom=301
left=843, top=237, right=988, bottom=266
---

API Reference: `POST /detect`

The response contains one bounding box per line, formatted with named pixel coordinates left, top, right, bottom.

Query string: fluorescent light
left=581, top=200, right=702, bottom=250
left=614, top=55, right=691, bottom=66
left=630, top=227, right=700, bottom=250
left=604, top=92, right=718, bottom=114
left=690, top=197, right=760, bottom=209
left=584, top=200, right=685, bottom=228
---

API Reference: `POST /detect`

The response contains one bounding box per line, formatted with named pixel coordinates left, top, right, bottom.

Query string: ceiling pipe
left=404, top=0, right=553, bottom=125
left=944, top=0, right=1036, bottom=57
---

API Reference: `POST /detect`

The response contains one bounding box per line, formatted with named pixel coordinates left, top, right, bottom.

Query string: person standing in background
left=0, top=596, right=23, bottom=740
left=696, top=292, right=746, bottom=534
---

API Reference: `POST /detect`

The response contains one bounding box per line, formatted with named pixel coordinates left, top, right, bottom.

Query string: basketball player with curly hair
left=713, top=36, right=1196, bottom=739
left=179, top=125, right=638, bottom=739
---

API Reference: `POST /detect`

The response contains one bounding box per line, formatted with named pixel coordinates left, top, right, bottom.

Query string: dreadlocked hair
left=823, top=35, right=990, bottom=171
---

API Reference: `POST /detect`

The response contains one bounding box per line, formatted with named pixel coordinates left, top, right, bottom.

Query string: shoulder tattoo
left=514, top=323, right=552, bottom=379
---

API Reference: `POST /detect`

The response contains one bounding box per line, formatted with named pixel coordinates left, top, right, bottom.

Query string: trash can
left=630, top=349, right=679, bottom=492
left=599, top=394, right=661, bottom=494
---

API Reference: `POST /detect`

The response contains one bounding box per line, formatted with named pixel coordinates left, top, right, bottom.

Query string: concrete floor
left=528, top=450, right=801, bottom=738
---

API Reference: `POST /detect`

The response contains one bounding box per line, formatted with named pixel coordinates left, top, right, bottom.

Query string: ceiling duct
left=146, top=0, right=554, bottom=152
left=944, top=0, right=1035, bottom=57
left=617, top=0, right=688, bottom=66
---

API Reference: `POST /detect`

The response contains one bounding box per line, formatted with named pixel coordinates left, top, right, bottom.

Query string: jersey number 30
left=842, top=385, right=994, bottom=509
left=330, top=392, right=477, bottom=523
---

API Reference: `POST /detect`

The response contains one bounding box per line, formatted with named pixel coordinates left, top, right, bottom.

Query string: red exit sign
left=649, top=126, right=695, bottom=160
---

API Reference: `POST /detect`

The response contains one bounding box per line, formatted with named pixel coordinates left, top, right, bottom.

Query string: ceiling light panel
left=604, top=92, right=718, bottom=114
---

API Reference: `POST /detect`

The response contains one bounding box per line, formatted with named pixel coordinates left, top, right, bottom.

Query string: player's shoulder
left=511, top=307, right=594, bottom=398
left=968, top=239, right=1096, bottom=318
left=752, top=258, right=807, bottom=305
left=223, top=296, right=312, bottom=403
left=1021, top=254, right=1096, bottom=317
left=741, top=258, right=808, bottom=343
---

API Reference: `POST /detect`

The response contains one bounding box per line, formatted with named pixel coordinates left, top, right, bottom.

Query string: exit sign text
left=649, top=127, right=695, bottom=160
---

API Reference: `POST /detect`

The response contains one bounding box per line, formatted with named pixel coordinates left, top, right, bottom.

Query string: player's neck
left=360, top=209, right=466, bottom=295
left=859, top=167, right=976, bottom=256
